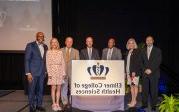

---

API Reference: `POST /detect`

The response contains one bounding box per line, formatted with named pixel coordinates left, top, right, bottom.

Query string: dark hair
left=86, top=36, right=93, bottom=41
left=146, top=35, right=154, bottom=40
left=108, top=37, right=116, bottom=43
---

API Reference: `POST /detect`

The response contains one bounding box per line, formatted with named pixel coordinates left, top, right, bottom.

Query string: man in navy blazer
left=25, top=32, right=48, bottom=112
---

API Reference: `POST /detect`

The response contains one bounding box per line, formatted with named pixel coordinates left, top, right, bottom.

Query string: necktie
left=66, top=48, right=70, bottom=62
left=89, top=48, right=92, bottom=60
left=107, top=49, right=112, bottom=60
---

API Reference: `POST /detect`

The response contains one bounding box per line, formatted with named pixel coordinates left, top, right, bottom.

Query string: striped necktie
left=66, top=48, right=70, bottom=62
left=88, top=48, right=92, bottom=60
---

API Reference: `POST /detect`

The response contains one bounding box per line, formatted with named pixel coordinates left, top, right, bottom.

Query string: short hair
left=65, top=36, right=73, bottom=42
left=108, top=37, right=116, bottom=44
left=126, top=38, right=138, bottom=50
left=36, top=32, right=44, bottom=37
left=86, top=36, right=93, bottom=41
left=146, top=35, right=154, bottom=40
left=50, top=38, right=60, bottom=50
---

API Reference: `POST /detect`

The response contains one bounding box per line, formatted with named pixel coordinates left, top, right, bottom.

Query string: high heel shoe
left=56, top=104, right=62, bottom=111
left=52, top=104, right=58, bottom=111
left=129, top=101, right=137, bottom=107
left=127, top=102, right=132, bottom=107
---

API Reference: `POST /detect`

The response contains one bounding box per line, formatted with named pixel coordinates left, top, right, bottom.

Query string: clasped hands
left=145, top=69, right=152, bottom=75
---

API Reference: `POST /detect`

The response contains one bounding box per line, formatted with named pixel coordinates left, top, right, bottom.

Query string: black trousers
left=142, top=76, right=159, bottom=108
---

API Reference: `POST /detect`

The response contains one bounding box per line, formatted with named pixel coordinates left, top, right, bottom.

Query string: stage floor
left=0, top=90, right=159, bottom=112
left=0, top=90, right=53, bottom=112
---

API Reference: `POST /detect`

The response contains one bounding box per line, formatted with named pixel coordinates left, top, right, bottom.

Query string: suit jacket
left=25, top=41, right=48, bottom=76
left=80, top=47, right=100, bottom=60
left=124, top=49, right=142, bottom=76
left=102, top=47, right=122, bottom=60
left=141, top=46, right=162, bottom=78
left=61, top=47, right=79, bottom=78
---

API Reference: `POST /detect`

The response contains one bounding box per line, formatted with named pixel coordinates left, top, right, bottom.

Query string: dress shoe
left=152, top=107, right=156, bottom=111
left=141, top=105, right=147, bottom=109
left=36, top=106, right=46, bottom=112
left=63, top=103, right=70, bottom=109
left=30, top=107, right=36, bottom=112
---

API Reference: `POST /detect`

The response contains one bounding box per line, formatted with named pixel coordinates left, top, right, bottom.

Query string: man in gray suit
left=61, top=37, right=79, bottom=108
left=101, top=38, right=124, bottom=111
left=102, top=38, right=122, bottom=60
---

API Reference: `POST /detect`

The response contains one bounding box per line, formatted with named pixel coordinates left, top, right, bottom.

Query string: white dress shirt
left=36, top=41, right=44, bottom=58
left=87, top=47, right=92, bottom=59
left=147, top=45, right=153, bottom=59
left=126, top=50, right=133, bottom=75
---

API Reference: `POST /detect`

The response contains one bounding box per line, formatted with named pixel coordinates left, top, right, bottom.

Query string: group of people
left=25, top=32, right=162, bottom=112
left=125, top=37, right=162, bottom=111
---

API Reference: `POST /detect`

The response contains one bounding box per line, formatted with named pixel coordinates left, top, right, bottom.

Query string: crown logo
left=87, top=62, right=109, bottom=80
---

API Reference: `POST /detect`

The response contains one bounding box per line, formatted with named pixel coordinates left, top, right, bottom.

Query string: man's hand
left=48, top=76, right=52, bottom=79
left=45, top=72, right=48, bottom=77
left=27, top=73, right=33, bottom=83
left=63, top=75, right=67, bottom=80
left=145, top=69, right=152, bottom=75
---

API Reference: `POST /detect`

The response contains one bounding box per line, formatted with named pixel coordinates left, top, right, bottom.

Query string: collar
left=66, top=47, right=72, bottom=51
left=147, top=45, right=153, bottom=48
left=66, top=47, right=71, bottom=50
left=129, top=49, right=133, bottom=53
left=36, top=41, right=43, bottom=46
left=108, top=47, right=114, bottom=50
left=87, top=47, right=93, bottom=50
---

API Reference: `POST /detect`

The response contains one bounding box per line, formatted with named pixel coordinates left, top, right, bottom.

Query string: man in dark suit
left=80, top=36, right=100, bottom=60
left=72, top=36, right=102, bottom=111
left=141, top=36, right=162, bottom=111
left=25, top=32, right=48, bottom=112
left=102, top=38, right=122, bottom=60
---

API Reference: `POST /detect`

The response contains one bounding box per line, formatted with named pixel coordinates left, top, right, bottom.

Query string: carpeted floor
left=0, top=90, right=15, bottom=97
left=0, top=90, right=160, bottom=112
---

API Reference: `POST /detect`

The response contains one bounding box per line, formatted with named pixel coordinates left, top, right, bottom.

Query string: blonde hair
left=50, top=38, right=60, bottom=50
left=126, top=38, right=138, bottom=50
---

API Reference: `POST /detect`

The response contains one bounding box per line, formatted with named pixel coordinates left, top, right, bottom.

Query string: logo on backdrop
left=87, top=62, right=109, bottom=80
left=0, top=10, right=7, bottom=28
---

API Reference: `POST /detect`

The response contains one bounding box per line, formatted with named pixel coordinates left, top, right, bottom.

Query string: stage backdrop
left=0, top=0, right=52, bottom=50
